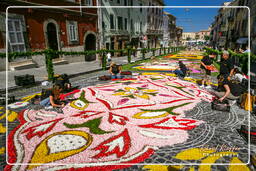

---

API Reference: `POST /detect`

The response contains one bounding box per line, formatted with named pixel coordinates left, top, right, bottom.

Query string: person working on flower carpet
left=109, top=62, right=122, bottom=79
left=173, top=61, right=188, bottom=78
left=40, top=84, right=65, bottom=108
left=200, top=52, right=216, bottom=89
left=213, top=51, right=244, bottom=103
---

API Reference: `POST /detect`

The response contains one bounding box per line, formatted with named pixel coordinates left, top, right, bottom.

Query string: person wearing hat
left=200, top=52, right=216, bottom=89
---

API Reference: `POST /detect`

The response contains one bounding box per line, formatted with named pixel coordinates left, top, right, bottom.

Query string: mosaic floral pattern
left=133, top=59, right=218, bottom=73
left=143, top=148, right=250, bottom=171
left=165, top=53, right=204, bottom=60
left=5, top=74, right=215, bottom=171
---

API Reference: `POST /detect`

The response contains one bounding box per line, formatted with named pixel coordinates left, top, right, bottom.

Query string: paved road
left=0, top=51, right=157, bottom=91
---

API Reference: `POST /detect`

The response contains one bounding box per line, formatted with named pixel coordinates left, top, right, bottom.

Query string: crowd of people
left=172, top=48, right=248, bottom=105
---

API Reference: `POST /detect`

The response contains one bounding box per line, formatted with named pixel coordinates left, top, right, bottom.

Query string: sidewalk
left=0, top=53, right=153, bottom=91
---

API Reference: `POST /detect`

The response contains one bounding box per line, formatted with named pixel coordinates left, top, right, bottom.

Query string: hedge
left=0, top=46, right=185, bottom=80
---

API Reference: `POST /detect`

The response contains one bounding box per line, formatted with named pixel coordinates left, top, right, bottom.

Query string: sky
left=163, top=0, right=233, bottom=32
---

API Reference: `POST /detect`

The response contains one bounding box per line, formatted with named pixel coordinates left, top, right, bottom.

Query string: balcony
left=146, top=29, right=163, bottom=35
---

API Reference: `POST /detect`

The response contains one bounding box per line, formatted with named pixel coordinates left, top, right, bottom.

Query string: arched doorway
left=46, top=23, right=59, bottom=58
left=85, top=34, right=96, bottom=61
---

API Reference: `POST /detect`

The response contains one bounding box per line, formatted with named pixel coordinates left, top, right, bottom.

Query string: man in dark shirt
left=200, top=52, right=216, bottom=89
left=217, top=51, right=236, bottom=102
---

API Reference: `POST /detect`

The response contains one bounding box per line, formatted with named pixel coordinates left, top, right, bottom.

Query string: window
left=140, top=3, right=142, bottom=13
left=140, top=22, right=142, bottom=33
left=130, top=0, right=133, bottom=6
left=117, top=16, right=123, bottom=30
left=85, top=0, right=92, bottom=6
left=110, top=14, right=115, bottom=29
left=102, top=21, right=106, bottom=30
left=117, top=0, right=120, bottom=4
left=131, top=19, right=134, bottom=32
left=68, top=21, right=78, bottom=42
left=124, top=18, right=128, bottom=30
left=8, top=19, right=26, bottom=52
left=124, top=0, right=127, bottom=6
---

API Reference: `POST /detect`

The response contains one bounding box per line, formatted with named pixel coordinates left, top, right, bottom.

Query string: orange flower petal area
left=165, top=54, right=204, bottom=60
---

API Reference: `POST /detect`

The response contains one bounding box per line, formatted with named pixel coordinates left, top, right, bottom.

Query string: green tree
left=204, top=35, right=210, bottom=41
left=186, top=37, right=191, bottom=41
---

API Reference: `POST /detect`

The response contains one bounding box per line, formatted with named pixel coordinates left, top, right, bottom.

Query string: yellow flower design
left=112, top=87, right=158, bottom=100
left=142, top=148, right=250, bottom=171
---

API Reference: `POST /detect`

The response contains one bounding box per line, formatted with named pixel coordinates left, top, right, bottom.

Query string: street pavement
left=0, top=51, right=156, bottom=91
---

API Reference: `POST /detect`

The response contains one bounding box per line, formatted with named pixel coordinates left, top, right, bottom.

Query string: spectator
left=243, top=46, right=250, bottom=53
left=107, top=52, right=112, bottom=63
left=200, top=52, right=216, bottom=89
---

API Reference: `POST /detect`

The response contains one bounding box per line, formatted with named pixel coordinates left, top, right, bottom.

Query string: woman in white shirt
left=233, top=68, right=246, bottom=83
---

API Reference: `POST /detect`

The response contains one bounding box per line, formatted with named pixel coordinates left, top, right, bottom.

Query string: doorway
left=85, top=34, right=96, bottom=61
left=46, top=23, right=59, bottom=58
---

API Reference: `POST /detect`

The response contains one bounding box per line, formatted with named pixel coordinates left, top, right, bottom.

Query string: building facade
left=210, top=0, right=255, bottom=54
left=176, top=26, right=183, bottom=46
left=146, top=0, right=164, bottom=48
left=99, top=0, right=148, bottom=55
left=182, top=32, right=197, bottom=41
left=197, top=29, right=211, bottom=40
left=0, top=0, right=98, bottom=71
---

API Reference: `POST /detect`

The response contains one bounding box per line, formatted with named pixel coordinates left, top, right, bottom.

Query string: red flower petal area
left=138, top=116, right=197, bottom=130
left=5, top=74, right=210, bottom=171
left=108, top=112, right=129, bottom=125
left=22, top=118, right=62, bottom=140
left=93, top=129, right=131, bottom=158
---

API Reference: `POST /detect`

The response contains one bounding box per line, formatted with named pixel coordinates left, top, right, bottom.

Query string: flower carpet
left=165, top=50, right=204, bottom=60
left=165, top=54, right=204, bottom=60
left=132, top=59, right=218, bottom=73
left=2, top=72, right=254, bottom=170
left=4, top=73, right=216, bottom=171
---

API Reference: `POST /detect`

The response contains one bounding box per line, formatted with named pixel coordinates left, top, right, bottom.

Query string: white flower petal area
left=48, top=134, right=88, bottom=154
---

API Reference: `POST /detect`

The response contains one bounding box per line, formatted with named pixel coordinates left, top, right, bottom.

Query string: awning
left=236, top=37, right=248, bottom=44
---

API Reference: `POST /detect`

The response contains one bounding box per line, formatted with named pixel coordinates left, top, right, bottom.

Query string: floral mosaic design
left=165, top=54, right=204, bottom=60
left=6, top=74, right=216, bottom=171
left=133, top=59, right=218, bottom=73
left=143, top=148, right=250, bottom=171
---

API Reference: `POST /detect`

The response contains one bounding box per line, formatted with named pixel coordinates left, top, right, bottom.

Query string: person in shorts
left=107, top=52, right=112, bottom=63
left=200, top=52, right=216, bottom=89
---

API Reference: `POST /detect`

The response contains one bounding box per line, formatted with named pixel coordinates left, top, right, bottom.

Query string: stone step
left=9, top=59, right=38, bottom=71
left=52, top=58, right=69, bottom=65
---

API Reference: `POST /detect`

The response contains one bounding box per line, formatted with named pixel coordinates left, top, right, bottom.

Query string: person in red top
left=200, top=52, right=216, bottom=89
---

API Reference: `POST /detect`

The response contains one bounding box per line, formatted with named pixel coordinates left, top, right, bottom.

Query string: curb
left=0, top=68, right=105, bottom=94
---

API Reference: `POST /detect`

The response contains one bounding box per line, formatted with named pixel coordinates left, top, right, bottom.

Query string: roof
left=163, top=11, right=176, bottom=19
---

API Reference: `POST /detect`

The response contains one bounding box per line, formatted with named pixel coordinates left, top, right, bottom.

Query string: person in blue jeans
left=109, top=62, right=123, bottom=79
left=40, top=84, right=65, bottom=108
left=173, top=61, right=188, bottom=78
